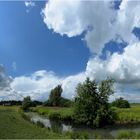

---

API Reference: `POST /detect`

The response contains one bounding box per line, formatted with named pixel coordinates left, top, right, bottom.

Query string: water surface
left=26, top=112, right=140, bottom=138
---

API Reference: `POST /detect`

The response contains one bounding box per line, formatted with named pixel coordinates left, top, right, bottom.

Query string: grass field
left=0, top=106, right=68, bottom=139
left=115, top=103, right=140, bottom=124
left=32, top=106, right=74, bottom=120
left=116, top=130, right=140, bottom=139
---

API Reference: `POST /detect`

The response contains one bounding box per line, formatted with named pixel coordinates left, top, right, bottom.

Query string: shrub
left=112, top=97, right=130, bottom=108
left=22, top=96, right=32, bottom=111
left=59, top=98, right=72, bottom=107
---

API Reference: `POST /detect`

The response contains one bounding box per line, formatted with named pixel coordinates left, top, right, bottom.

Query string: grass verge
left=0, top=106, right=68, bottom=139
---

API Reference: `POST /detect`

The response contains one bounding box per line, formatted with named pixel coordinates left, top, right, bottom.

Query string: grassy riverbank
left=0, top=106, right=89, bottom=139
left=32, top=103, right=140, bottom=125
left=1, top=104, right=140, bottom=139
left=0, top=106, right=68, bottom=139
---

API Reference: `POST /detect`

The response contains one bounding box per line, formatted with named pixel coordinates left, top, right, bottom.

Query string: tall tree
left=49, top=85, right=63, bottom=106
left=74, top=78, right=116, bottom=127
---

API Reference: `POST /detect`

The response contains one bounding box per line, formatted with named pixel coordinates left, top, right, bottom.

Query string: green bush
left=112, top=97, right=130, bottom=108
left=59, top=98, right=72, bottom=107
left=22, top=96, right=32, bottom=111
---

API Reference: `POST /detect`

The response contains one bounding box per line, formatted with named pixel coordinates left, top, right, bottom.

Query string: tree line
left=0, top=100, right=42, bottom=106
left=21, top=77, right=130, bottom=127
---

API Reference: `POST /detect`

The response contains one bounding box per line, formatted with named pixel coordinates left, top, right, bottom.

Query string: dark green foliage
left=43, top=85, right=72, bottom=107
left=22, top=97, right=41, bottom=111
left=32, top=100, right=42, bottom=106
left=112, top=97, right=130, bottom=108
left=49, top=85, right=62, bottom=106
left=0, top=100, right=22, bottom=106
left=73, top=78, right=116, bottom=127
left=22, top=96, right=32, bottom=111
left=43, top=100, right=52, bottom=106
left=59, top=97, right=72, bottom=107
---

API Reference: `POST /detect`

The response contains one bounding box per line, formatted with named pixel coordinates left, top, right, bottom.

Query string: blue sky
left=0, top=1, right=89, bottom=77
left=0, top=1, right=127, bottom=77
left=0, top=0, right=140, bottom=102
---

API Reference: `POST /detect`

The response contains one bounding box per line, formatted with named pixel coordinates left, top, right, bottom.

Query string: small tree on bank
left=73, top=78, right=116, bottom=127
left=22, top=96, right=32, bottom=111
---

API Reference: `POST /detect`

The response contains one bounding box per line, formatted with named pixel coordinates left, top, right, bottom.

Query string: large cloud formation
left=11, top=42, right=140, bottom=101
left=2, top=0, right=140, bottom=102
left=42, top=0, right=140, bottom=53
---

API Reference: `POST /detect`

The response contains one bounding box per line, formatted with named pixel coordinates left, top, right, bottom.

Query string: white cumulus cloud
left=42, top=0, right=140, bottom=54
left=11, top=70, right=86, bottom=101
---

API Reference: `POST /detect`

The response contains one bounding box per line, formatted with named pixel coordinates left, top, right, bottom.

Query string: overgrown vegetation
left=73, top=78, right=116, bottom=127
left=112, top=97, right=130, bottom=108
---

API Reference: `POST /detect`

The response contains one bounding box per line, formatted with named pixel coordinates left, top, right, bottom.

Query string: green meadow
left=31, top=106, right=74, bottom=120
left=116, top=103, right=140, bottom=124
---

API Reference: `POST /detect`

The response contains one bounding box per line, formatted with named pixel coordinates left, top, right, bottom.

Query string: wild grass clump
left=32, top=106, right=74, bottom=121
left=115, top=104, right=140, bottom=124
left=65, top=131, right=89, bottom=139
left=20, top=112, right=30, bottom=121
left=116, top=130, right=140, bottom=139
